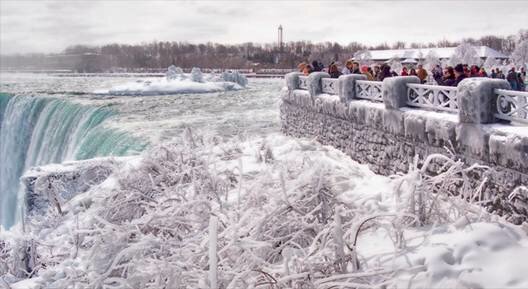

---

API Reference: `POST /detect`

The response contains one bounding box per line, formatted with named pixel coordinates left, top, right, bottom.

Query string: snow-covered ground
left=2, top=133, right=528, bottom=289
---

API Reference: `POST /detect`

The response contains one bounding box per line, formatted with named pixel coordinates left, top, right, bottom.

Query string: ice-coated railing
left=406, top=83, right=458, bottom=113
left=355, top=80, right=383, bottom=102
left=494, top=89, right=528, bottom=124
left=298, top=76, right=309, bottom=90
left=286, top=72, right=527, bottom=126
left=321, top=78, right=338, bottom=95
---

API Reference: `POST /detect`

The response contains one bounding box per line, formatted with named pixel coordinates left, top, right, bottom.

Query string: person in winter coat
left=297, top=62, right=307, bottom=73
left=507, top=67, right=519, bottom=91
left=409, top=68, right=417, bottom=76
left=454, top=64, right=467, bottom=86
left=518, top=68, right=526, bottom=91
left=432, top=65, right=443, bottom=80
left=434, top=66, right=456, bottom=86
left=463, top=65, right=470, bottom=77
left=351, top=62, right=361, bottom=74
left=401, top=67, right=409, bottom=76
left=311, top=60, right=323, bottom=72
left=497, top=69, right=505, bottom=79
left=470, top=65, right=480, bottom=77
left=328, top=63, right=342, bottom=78
left=416, top=64, right=428, bottom=84
left=342, top=59, right=353, bottom=75
left=478, top=67, right=488, bottom=77
left=491, top=68, right=497, bottom=78
left=378, top=64, right=392, bottom=81
left=303, top=64, right=313, bottom=76
left=361, top=65, right=375, bottom=80
left=373, top=65, right=381, bottom=79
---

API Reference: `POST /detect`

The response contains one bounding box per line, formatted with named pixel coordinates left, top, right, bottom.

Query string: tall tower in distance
left=278, top=25, right=283, bottom=52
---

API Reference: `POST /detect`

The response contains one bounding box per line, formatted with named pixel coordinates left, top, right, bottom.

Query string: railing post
left=382, top=76, right=420, bottom=109
left=457, top=78, right=510, bottom=124
left=308, top=72, right=330, bottom=97
left=285, top=72, right=302, bottom=91
left=338, top=74, right=367, bottom=102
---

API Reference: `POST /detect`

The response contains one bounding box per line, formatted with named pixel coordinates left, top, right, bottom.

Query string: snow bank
left=21, top=156, right=139, bottom=218
left=94, top=67, right=248, bottom=96
left=2, top=133, right=528, bottom=288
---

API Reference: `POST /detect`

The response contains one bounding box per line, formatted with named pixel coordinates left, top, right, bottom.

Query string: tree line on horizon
left=1, top=30, right=527, bottom=73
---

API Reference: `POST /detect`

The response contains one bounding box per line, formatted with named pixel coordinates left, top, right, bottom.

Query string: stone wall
left=280, top=73, right=528, bottom=224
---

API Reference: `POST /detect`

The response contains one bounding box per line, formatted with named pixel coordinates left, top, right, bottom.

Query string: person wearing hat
left=454, top=64, right=467, bottom=86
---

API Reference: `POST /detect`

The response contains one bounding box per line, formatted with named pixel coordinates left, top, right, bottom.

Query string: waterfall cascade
left=0, top=93, right=146, bottom=228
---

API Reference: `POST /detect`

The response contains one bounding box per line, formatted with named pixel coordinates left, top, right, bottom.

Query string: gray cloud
left=1, top=0, right=527, bottom=54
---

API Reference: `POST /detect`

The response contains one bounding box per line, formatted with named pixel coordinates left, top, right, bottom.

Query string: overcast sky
left=1, top=0, right=527, bottom=54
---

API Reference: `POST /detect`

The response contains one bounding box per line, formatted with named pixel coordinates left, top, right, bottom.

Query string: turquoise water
left=0, top=93, right=146, bottom=228
left=0, top=74, right=281, bottom=229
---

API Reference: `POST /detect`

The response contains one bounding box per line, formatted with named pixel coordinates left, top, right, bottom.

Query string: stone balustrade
left=494, top=89, right=528, bottom=124
left=282, top=72, right=528, bottom=224
left=288, top=72, right=528, bottom=124
left=407, top=83, right=458, bottom=113
left=355, top=80, right=383, bottom=102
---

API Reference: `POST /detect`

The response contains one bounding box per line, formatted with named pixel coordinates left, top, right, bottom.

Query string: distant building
left=364, top=46, right=508, bottom=63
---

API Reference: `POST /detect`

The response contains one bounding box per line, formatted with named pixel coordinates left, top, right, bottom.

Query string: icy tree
left=166, top=65, right=184, bottom=80
left=221, top=71, right=248, bottom=87
left=353, top=50, right=372, bottom=65
left=388, top=55, right=402, bottom=75
left=450, top=42, right=480, bottom=66
left=511, top=40, right=528, bottom=68
left=483, top=57, right=498, bottom=71
left=416, top=50, right=424, bottom=65
left=424, top=50, right=440, bottom=71
left=190, top=67, right=204, bottom=83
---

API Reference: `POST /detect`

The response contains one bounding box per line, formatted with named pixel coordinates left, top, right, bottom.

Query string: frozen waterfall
left=0, top=93, right=146, bottom=228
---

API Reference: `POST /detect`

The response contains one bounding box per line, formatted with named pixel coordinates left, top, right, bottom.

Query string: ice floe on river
left=94, top=66, right=248, bottom=96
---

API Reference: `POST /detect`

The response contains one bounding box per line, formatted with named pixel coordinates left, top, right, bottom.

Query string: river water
left=0, top=73, right=283, bottom=228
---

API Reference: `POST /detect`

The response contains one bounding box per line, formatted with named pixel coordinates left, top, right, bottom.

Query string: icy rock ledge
left=94, top=66, right=248, bottom=96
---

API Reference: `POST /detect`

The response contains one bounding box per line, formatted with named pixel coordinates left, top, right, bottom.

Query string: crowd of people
left=297, top=59, right=527, bottom=91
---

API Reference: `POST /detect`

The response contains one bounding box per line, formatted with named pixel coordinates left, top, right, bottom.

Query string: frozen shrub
left=221, top=71, right=248, bottom=87
left=166, top=65, right=185, bottom=80
left=511, top=40, right=528, bottom=68
left=450, top=42, right=480, bottom=66
left=191, top=67, right=204, bottom=83
left=1, top=134, right=512, bottom=289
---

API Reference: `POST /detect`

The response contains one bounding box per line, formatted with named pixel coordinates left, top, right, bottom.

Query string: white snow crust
left=2, top=133, right=528, bottom=289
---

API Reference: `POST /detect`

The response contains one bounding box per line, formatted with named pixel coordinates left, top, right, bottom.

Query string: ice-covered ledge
left=21, top=156, right=138, bottom=217
left=281, top=74, right=528, bottom=223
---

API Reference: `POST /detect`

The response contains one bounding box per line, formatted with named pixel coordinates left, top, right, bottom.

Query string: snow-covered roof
left=401, top=58, right=418, bottom=64
left=367, top=46, right=508, bottom=60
